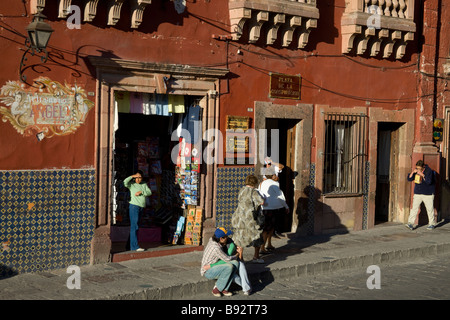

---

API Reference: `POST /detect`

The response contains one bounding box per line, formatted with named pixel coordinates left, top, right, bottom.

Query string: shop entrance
left=265, top=118, right=300, bottom=233
left=111, top=91, right=203, bottom=253
left=375, top=122, right=403, bottom=224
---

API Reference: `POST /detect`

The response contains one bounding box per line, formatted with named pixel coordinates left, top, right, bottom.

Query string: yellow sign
left=433, top=118, right=443, bottom=141
left=0, top=77, right=93, bottom=139
left=226, top=115, right=250, bottom=131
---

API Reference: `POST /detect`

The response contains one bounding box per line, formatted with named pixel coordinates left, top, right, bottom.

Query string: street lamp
left=19, top=12, right=54, bottom=83
left=26, top=12, right=54, bottom=51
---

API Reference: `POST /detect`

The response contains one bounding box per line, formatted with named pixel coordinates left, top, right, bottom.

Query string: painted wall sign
left=0, top=77, right=94, bottom=139
left=269, top=73, right=301, bottom=100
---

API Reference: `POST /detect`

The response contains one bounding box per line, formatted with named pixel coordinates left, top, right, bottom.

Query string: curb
left=99, top=240, right=450, bottom=300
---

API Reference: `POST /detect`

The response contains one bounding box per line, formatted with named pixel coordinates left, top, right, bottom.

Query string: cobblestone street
left=186, top=252, right=450, bottom=300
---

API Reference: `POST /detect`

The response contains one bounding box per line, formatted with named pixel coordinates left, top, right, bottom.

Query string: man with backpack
left=405, top=160, right=437, bottom=230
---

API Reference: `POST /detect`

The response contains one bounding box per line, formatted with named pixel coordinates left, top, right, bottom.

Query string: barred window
left=323, top=113, right=368, bottom=195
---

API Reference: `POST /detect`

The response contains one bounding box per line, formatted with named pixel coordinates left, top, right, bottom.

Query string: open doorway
left=111, top=92, right=203, bottom=253
left=375, top=122, right=403, bottom=225
left=265, top=118, right=300, bottom=232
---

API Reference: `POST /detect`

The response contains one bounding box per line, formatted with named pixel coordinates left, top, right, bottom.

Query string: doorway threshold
left=111, top=243, right=204, bottom=263
left=374, top=221, right=403, bottom=228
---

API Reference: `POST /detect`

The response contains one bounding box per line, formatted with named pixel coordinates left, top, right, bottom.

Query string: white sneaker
left=136, top=248, right=145, bottom=252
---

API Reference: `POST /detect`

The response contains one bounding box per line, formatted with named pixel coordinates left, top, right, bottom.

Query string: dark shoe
left=405, top=223, right=414, bottom=230
left=212, top=287, right=222, bottom=297
left=222, top=289, right=233, bottom=296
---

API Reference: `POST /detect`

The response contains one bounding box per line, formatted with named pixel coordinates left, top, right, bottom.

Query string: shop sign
left=226, top=135, right=249, bottom=153
left=0, top=77, right=94, bottom=139
left=225, top=115, right=251, bottom=154
left=269, top=73, right=301, bottom=100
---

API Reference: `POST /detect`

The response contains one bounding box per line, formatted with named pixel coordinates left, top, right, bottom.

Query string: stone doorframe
left=367, top=108, right=415, bottom=228
left=254, top=101, right=313, bottom=233
left=87, top=56, right=228, bottom=264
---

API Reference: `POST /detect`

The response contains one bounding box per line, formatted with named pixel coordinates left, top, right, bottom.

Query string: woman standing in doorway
left=124, top=170, right=152, bottom=251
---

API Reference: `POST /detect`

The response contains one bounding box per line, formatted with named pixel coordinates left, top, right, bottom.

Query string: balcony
left=341, top=0, right=416, bottom=59
left=229, top=0, right=320, bottom=48
left=30, top=0, right=154, bottom=29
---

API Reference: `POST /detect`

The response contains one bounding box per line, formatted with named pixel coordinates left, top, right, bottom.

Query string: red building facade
left=0, top=0, right=449, bottom=276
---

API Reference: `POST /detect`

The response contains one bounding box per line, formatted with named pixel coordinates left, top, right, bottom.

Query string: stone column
left=412, top=0, right=441, bottom=224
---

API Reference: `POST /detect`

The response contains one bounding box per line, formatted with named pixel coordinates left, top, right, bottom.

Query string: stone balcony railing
left=229, top=0, right=320, bottom=48
left=341, top=0, right=416, bottom=59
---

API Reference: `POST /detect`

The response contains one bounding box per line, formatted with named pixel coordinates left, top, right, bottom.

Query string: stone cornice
left=87, top=57, right=229, bottom=79
left=30, top=0, right=157, bottom=29
left=229, top=0, right=319, bottom=49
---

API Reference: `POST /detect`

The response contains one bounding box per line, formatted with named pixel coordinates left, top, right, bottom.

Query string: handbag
left=251, top=189, right=265, bottom=227
left=254, top=206, right=265, bottom=227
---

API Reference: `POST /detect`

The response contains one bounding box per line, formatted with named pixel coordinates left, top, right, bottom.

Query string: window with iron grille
left=323, top=113, right=368, bottom=195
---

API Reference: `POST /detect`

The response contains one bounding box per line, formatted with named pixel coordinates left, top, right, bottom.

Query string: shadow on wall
left=296, top=186, right=350, bottom=235
left=0, top=263, right=18, bottom=280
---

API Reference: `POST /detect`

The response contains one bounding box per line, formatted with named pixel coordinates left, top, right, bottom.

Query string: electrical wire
left=238, top=60, right=433, bottom=104
left=0, top=12, right=445, bottom=104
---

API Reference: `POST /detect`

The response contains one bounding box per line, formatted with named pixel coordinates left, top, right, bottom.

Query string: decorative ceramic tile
left=215, top=167, right=255, bottom=231
left=0, top=169, right=96, bottom=278
left=307, top=163, right=316, bottom=235
left=362, top=161, right=370, bottom=230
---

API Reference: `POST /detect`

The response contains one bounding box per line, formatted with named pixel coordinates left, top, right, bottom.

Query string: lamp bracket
left=19, top=38, right=49, bottom=87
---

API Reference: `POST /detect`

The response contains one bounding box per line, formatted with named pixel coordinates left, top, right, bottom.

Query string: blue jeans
left=204, top=261, right=239, bottom=291
left=233, top=261, right=251, bottom=292
left=129, top=204, right=142, bottom=250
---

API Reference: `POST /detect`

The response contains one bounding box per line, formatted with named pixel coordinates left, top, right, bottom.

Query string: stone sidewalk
left=1, top=221, right=450, bottom=300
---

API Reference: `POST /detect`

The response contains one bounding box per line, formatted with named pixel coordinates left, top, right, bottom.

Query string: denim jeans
left=129, top=204, right=142, bottom=250
left=233, top=261, right=251, bottom=292
left=204, top=261, right=239, bottom=291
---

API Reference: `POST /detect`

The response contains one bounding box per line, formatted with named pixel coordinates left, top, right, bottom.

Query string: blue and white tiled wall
left=215, top=167, right=255, bottom=231
left=0, top=169, right=96, bottom=278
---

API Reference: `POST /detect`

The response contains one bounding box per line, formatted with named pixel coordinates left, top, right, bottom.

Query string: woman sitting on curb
left=211, top=234, right=252, bottom=295
left=200, top=228, right=242, bottom=297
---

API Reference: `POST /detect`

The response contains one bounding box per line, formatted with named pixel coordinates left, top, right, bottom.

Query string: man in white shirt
left=258, top=167, right=289, bottom=252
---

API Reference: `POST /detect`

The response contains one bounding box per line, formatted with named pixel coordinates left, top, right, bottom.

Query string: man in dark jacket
left=405, top=160, right=436, bottom=230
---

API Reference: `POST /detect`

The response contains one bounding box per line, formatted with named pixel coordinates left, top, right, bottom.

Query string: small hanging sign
left=433, top=118, right=444, bottom=141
